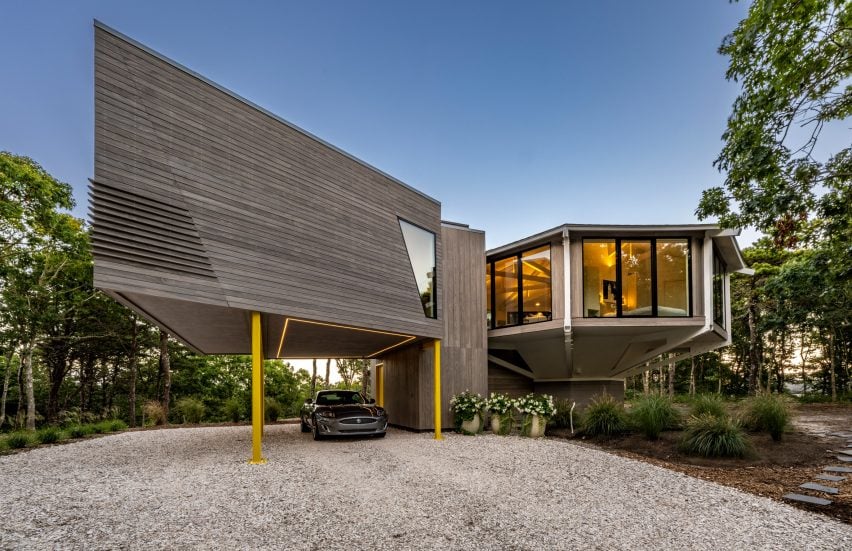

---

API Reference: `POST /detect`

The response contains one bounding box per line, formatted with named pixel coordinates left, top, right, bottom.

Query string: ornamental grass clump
left=224, top=396, right=245, bottom=422
left=744, top=393, right=790, bottom=441
left=450, top=390, right=486, bottom=434
left=36, top=426, right=63, bottom=444
left=6, top=432, right=30, bottom=449
left=515, top=393, right=556, bottom=437
left=142, top=400, right=167, bottom=426
left=690, top=394, right=727, bottom=419
left=264, top=397, right=281, bottom=423
left=485, top=393, right=515, bottom=435
left=629, top=394, right=681, bottom=440
left=581, top=394, right=629, bottom=438
left=548, top=399, right=575, bottom=430
left=108, top=419, right=128, bottom=432
left=67, top=424, right=94, bottom=439
left=680, top=414, right=750, bottom=458
left=176, top=397, right=206, bottom=424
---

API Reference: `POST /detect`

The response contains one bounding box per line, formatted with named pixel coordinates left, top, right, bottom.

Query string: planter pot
left=460, top=413, right=482, bottom=434
left=525, top=414, right=546, bottom=438
left=490, top=413, right=512, bottom=435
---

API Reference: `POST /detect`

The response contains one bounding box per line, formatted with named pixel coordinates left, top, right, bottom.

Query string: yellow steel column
left=433, top=339, right=442, bottom=440
left=376, top=363, right=384, bottom=407
left=249, top=311, right=267, bottom=464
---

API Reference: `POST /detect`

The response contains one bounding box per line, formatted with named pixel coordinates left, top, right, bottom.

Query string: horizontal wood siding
left=487, top=364, right=534, bottom=397
left=93, top=25, right=443, bottom=345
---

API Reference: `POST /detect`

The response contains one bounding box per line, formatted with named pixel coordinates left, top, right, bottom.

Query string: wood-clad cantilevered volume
left=92, top=22, right=443, bottom=351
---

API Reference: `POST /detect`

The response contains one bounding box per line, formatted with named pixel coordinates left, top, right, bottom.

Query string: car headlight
left=377, top=409, right=387, bottom=417
left=317, top=410, right=335, bottom=418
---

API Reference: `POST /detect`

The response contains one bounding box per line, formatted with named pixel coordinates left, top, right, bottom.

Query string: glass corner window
left=399, top=219, right=437, bottom=318
left=486, top=244, right=552, bottom=329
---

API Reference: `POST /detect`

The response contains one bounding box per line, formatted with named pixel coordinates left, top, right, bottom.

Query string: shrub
left=690, top=394, right=727, bottom=419
left=264, top=397, right=281, bottom=423
left=142, top=400, right=166, bottom=426
left=581, top=394, right=629, bottom=438
left=67, top=424, right=94, bottom=438
left=6, top=432, right=31, bottom=449
left=94, top=420, right=115, bottom=433
left=36, top=426, right=63, bottom=444
left=108, top=419, right=128, bottom=432
left=224, top=396, right=245, bottom=422
left=548, top=399, right=575, bottom=430
left=744, top=394, right=790, bottom=441
left=57, top=409, right=81, bottom=427
left=680, top=414, right=750, bottom=458
left=175, top=397, right=206, bottom=424
left=630, top=394, right=681, bottom=440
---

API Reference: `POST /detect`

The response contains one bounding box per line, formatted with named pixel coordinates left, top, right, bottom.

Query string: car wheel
left=300, top=417, right=310, bottom=433
left=312, top=418, right=323, bottom=441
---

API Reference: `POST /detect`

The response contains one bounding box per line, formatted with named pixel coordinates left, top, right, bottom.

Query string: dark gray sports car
left=300, top=390, right=388, bottom=440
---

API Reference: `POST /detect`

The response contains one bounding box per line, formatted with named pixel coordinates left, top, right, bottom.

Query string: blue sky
left=1, top=0, right=765, bottom=248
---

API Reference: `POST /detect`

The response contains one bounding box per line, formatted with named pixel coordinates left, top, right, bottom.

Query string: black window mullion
left=650, top=238, right=658, bottom=317
left=516, top=254, right=523, bottom=325
left=615, top=238, right=623, bottom=317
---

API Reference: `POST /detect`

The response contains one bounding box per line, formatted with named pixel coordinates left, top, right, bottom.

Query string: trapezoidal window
left=399, top=219, right=437, bottom=319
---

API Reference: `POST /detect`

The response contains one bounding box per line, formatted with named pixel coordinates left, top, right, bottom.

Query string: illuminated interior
left=582, top=240, right=617, bottom=317
left=583, top=238, right=690, bottom=317
left=487, top=245, right=552, bottom=328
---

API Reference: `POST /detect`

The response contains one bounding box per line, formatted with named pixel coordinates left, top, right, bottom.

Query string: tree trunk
left=658, top=364, right=664, bottom=395
left=325, top=359, right=331, bottom=389
left=310, top=359, right=317, bottom=397
left=829, top=328, right=837, bottom=402
left=159, top=330, right=171, bottom=421
left=361, top=361, right=370, bottom=397
left=667, top=358, right=675, bottom=397
left=128, top=319, right=138, bottom=427
left=689, top=357, right=696, bottom=397
left=0, top=347, right=14, bottom=427
left=747, top=280, right=761, bottom=395
left=23, top=343, right=35, bottom=431
left=642, top=368, right=649, bottom=395
left=800, top=331, right=809, bottom=395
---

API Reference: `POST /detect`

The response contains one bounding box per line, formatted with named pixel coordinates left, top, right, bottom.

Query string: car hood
left=316, top=404, right=384, bottom=417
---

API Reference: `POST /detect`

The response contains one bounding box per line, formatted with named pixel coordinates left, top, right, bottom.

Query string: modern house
left=89, top=21, right=748, bottom=461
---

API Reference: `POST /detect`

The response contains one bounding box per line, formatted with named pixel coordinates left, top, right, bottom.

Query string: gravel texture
left=1, top=425, right=849, bottom=550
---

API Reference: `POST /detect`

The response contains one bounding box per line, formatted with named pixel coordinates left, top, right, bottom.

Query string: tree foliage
left=697, top=0, right=851, bottom=247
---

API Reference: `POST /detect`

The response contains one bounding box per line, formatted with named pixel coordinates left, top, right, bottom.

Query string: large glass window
left=657, top=239, right=690, bottom=317
left=486, top=245, right=552, bottom=329
left=713, top=249, right=725, bottom=327
left=399, top=219, right=437, bottom=318
left=621, top=240, right=653, bottom=316
left=582, top=240, right=617, bottom=317
left=493, top=257, right=519, bottom=327
left=582, top=237, right=691, bottom=318
left=485, top=270, right=492, bottom=329
left=521, top=246, right=552, bottom=324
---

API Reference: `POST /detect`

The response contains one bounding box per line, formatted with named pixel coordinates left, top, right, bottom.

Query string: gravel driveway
left=0, top=425, right=848, bottom=550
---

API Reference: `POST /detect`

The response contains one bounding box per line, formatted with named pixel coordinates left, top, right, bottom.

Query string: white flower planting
left=514, top=393, right=556, bottom=417
left=485, top=393, right=514, bottom=415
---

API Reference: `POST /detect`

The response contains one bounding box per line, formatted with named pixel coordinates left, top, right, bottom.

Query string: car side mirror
left=304, top=398, right=313, bottom=404
left=368, top=398, right=376, bottom=404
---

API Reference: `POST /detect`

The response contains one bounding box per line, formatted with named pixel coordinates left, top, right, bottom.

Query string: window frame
left=487, top=244, right=553, bottom=330
left=581, top=237, right=693, bottom=318
left=398, top=217, right=438, bottom=319
left=712, top=247, right=726, bottom=328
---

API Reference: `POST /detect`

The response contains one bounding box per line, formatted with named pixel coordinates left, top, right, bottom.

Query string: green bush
left=36, top=426, right=63, bottom=444
left=680, top=414, right=750, bottom=458
left=94, top=420, right=116, bottom=433
left=744, top=394, right=790, bottom=441
left=630, top=394, right=681, bottom=440
left=67, top=424, right=94, bottom=438
left=581, top=394, right=629, bottom=438
left=175, top=397, right=205, bottom=424
left=265, top=397, right=282, bottom=423
left=6, top=432, right=31, bottom=449
left=224, top=396, right=245, bottom=422
left=690, top=394, right=727, bottom=419
left=108, top=419, right=128, bottom=432
left=548, top=399, right=575, bottom=430
left=142, top=400, right=166, bottom=426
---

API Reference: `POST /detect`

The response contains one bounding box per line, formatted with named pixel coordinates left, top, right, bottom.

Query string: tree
left=159, top=330, right=171, bottom=421
left=697, top=0, right=851, bottom=247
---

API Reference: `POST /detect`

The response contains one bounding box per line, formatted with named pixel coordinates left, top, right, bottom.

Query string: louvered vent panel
left=90, top=181, right=217, bottom=279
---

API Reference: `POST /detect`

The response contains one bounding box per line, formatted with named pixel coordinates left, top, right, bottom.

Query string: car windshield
left=315, top=391, right=365, bottom=406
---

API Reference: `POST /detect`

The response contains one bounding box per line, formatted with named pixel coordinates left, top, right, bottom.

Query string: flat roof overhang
left=110, top=290, right=426, bottom=359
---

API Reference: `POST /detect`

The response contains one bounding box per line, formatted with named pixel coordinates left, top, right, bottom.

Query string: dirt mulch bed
left=551, top=403, right=852, bottom=524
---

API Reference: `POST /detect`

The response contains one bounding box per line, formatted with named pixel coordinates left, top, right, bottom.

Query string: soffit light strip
left=276, top=317, right=416, bottom=359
